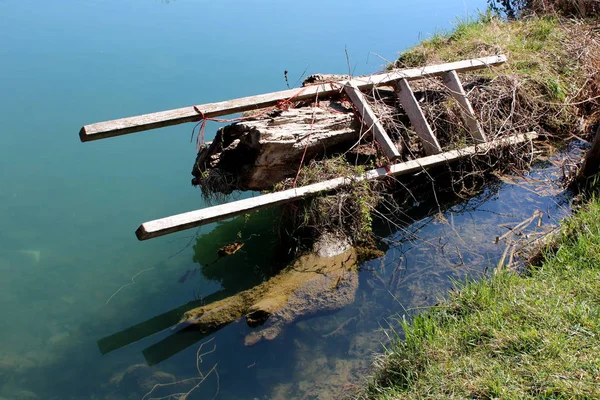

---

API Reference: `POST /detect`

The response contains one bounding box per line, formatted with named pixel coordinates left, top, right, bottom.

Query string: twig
left=105, top=267, right=155, bottom=305
left=142, top=338, right=219, bottom=400
left=322, top=316, right=358, bottom=338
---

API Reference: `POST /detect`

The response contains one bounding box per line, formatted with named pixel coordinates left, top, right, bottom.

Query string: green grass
left=392, top=13, right=582, bottom=105
left=366, top=197, right=600, bottom=399
left=362, top=10, right=600, bottom=398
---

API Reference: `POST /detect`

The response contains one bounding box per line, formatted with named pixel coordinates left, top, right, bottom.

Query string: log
left=79, top=55, right=507, bottom=142
left=136, top=132, right=537, bottom=240
left=191, top=100, right=358, bottom=192
left=180, top=242, right=358, bottom=347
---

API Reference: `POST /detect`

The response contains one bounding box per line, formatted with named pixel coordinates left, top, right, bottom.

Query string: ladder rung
left=442, top=70, right=487, bottom=143
left=344, top=82, right=401, bottom=159
left=395, top=79, right=442, bottom=155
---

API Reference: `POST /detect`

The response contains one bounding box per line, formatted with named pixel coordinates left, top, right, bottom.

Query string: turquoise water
left=0, top=0, right=561, bottom=398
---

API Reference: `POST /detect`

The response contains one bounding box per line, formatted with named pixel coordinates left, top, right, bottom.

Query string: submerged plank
left=343, top=82, right=400, bottom=159
left=80, top=55, right=507, bottom=142
left=136, top=132, right=537, bottom=240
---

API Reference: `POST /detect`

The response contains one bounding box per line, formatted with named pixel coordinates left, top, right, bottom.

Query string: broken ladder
left=78, top=55, right=535, bottom=241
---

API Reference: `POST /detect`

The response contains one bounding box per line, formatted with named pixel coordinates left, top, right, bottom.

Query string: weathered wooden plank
left=136, top=132, right=537, bottom=240
left=443, top=70, right=487, bottom=142
left=343, top=82, right=400, bottom=159
left=396, top=78, right=442, bottom=155
left=80, top=55, right=507, bottom=142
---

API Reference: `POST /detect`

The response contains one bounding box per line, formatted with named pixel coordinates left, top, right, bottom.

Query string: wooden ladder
left=78, top=55, right=517, bottom=240
left=79, top=55, right=505, bottom=142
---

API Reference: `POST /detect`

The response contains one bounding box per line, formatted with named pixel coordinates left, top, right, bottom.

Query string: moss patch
left=276, top=158, right=382, bottom=246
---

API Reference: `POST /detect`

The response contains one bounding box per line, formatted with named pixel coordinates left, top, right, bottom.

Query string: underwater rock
left=313, top=233, right=352, bottom=258
left=270, top=351, right=366, bottom=400
left=10, top=391, right=38, bottom=400
left=0, top=354, right=36, bottom=374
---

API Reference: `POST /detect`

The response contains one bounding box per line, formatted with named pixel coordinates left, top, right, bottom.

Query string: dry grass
left=392, top=13, right=600, bottom=141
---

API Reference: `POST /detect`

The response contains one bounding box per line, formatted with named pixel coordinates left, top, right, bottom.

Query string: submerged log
left=191, top=100, right=360, bottom=192
left=180, top=235, right=358, bottom=346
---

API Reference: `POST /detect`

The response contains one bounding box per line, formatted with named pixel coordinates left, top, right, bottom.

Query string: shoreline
left=359, top=4, right=600, bottom=398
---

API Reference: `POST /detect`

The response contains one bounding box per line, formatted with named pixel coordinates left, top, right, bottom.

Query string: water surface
left=3, top=1, right=564, bottom=398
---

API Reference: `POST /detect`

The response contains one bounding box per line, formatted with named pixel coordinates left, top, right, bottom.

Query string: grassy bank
left=360, top=8, right=600, bottom=400
left=393, top=11, right=600, bottom=138
left=365, top=195, right=600, bottom=398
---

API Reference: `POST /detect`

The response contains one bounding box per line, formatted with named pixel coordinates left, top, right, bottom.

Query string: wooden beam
left=396, top=78, right=442, bottom=155
left=80, top=55, right=507, bottom=142
left=343, top=82, right=400, bottom=159
left=443, top=70, right=487, bottom=142
left=136, top=132, right=537, bottom=240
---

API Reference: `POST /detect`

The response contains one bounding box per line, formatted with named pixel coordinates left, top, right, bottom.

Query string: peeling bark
left=191, top=100, right=360, bottom=192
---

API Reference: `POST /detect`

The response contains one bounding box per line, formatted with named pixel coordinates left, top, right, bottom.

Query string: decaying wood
left=396, top=78, right=443, bottom=155
left=181, top=245, right=358, bottom=346
left=79, top=55, right=507, bottom=142
left=343, top=82, right=401, bottom=159
left=137, top=132, right=538, bottom=240
left=191, top=100, right=358, bottom=192
left=442, top=70, right=487, bottom=143
left=575, top=125, right=600, bottom=181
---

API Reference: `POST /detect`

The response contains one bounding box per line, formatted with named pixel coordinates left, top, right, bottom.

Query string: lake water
left=0, top=1, right=574, bottom=399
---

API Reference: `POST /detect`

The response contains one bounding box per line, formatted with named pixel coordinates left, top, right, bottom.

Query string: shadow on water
left=96, top=143, right=582, bottom=399
left=97, top=208, right=291, bottom=365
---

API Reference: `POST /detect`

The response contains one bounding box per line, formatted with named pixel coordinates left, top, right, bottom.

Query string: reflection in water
left=191, top=208, right=286, bottom=292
